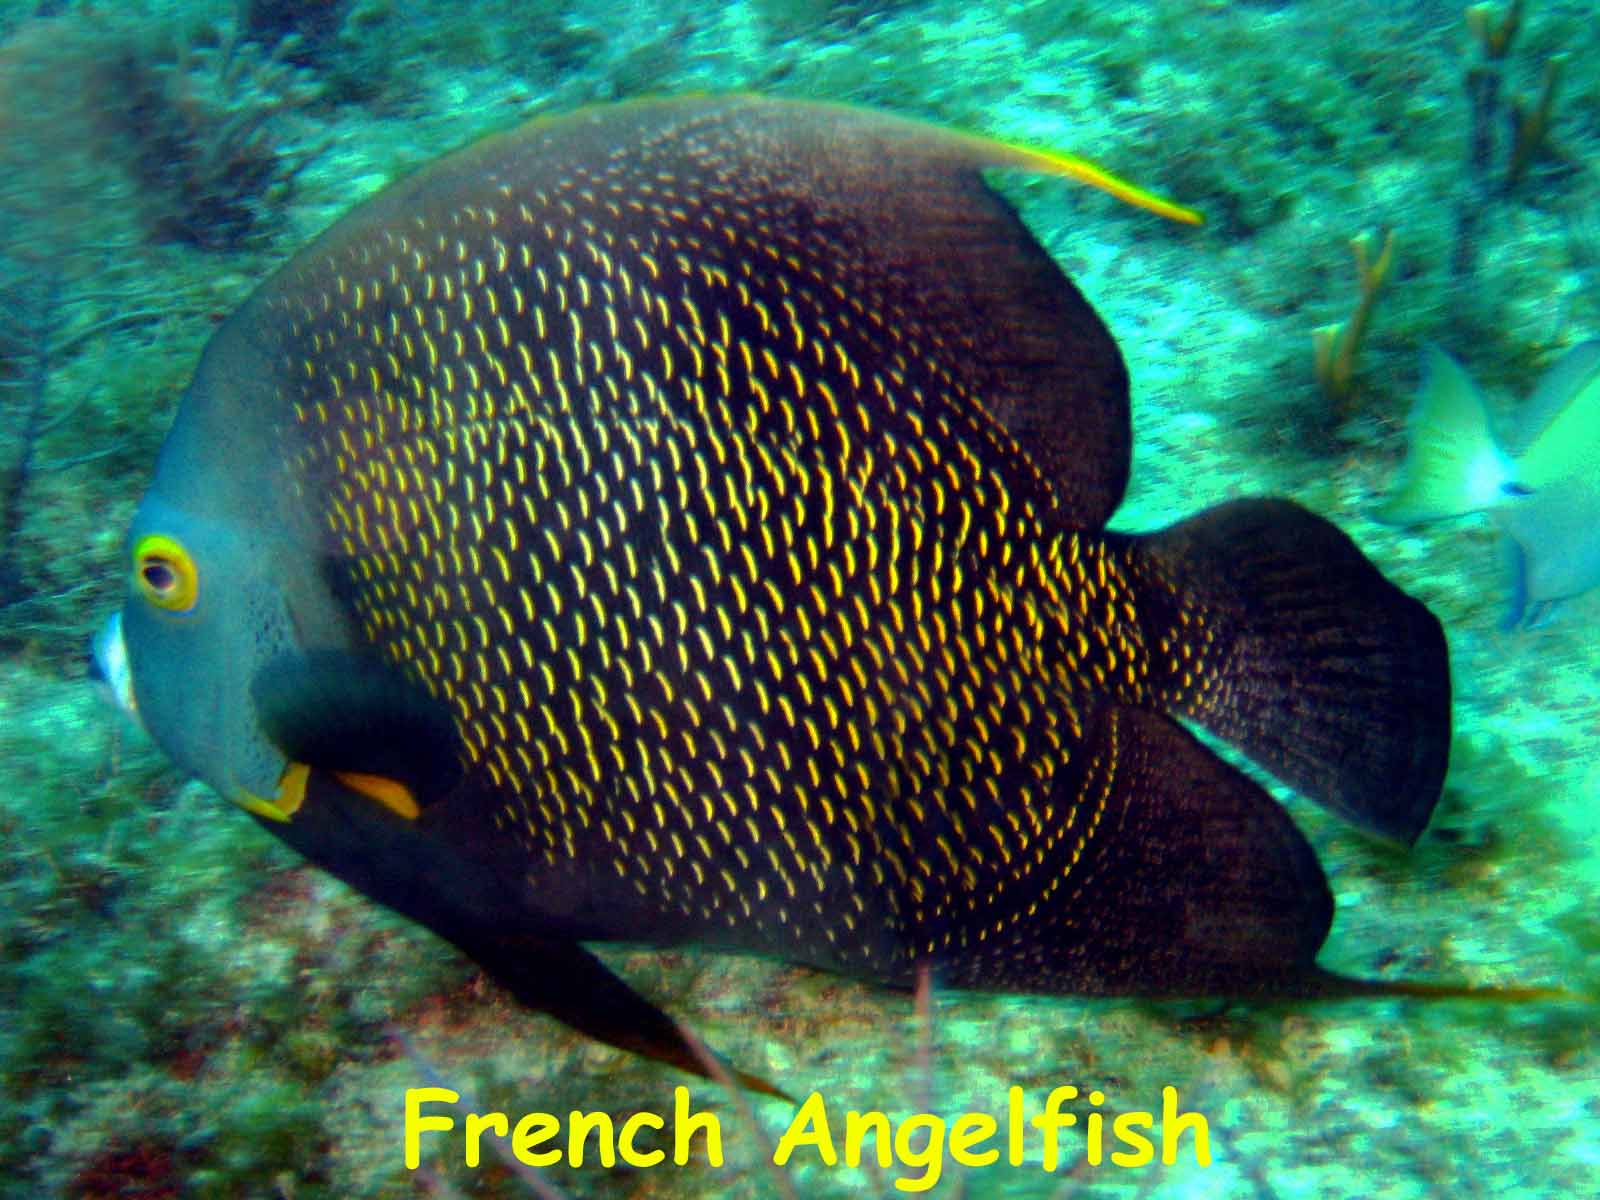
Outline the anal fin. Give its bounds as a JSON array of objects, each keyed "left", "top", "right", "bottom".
[{"left": 1007, "top": 704, "right": 1335, "bottom": 998}]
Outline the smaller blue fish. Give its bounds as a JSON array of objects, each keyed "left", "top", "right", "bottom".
[{"left": 1377, "top": 342, "right": 1600, "bottom": 627}]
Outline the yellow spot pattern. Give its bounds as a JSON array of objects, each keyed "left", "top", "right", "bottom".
[{"left": 268, "top": 125, "right": 1211, "bottom": 987}]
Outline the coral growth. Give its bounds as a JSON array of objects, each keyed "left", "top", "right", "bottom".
[
  {"left": 1452, "top": 0, "right": 1571, "bottom": 324},
  {"left": 0, "top": 10, "right": 324, "bottom": 253},
  {"left": 91, "top": 19, "right": 326, "bottom": 251},
  {"left": 1313, "top": 227, "right": 1396, "bottom": 414},
  {"left": 0, "top": 265, "right": 58, "bottom": 612},
  {"left": 69, "top": 1140, "right": 183, "bottom": 1200}
]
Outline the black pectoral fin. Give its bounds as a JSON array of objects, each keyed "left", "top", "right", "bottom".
[
  {"left": 461, "top": 933, "right": 790, "bottom": 1100},
  {"left": 251, "top": 651, "right": 463, "bottom": 805},
  {"left": 259, "top": 775, "right": 785, "bottom": 1095}
]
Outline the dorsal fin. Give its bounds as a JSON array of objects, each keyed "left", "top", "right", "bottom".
[
  {"left": 644, "top": 96, "right": 1143, "bottom": 526},
  {"left": 238, "top": 96, "right": 1190, "bottom": 529}
]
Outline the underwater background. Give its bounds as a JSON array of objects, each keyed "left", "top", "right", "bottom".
[{"left": 0, "top": 0, "right": 1595, "bottom": 1196}]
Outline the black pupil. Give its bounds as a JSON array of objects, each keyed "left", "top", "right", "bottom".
[{"left": 142, "top": 559, "right": 177, "bottom": 592}]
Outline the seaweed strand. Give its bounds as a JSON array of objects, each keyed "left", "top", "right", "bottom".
[{"left": 0, "top": 270, "right": 60, "bottom": 610}]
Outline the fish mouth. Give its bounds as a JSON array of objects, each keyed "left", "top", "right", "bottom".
[
  {"left": 233, "top": 761, "right": 310, "bottom": 823},
  {"left": 93, "top": 610, "right": 310, "bottom": 823}
]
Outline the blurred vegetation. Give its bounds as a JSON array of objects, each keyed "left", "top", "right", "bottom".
[
  {"left": 0, "top": 2, "right": 332, "bottom": 658},
  {"left": 0, "top": 1, "right": 1595, "bottom": 1196}
]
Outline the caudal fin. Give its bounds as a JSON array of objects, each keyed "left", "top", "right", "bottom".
[
  {"left": 1375, "top": 346, "right": 1509, "bottom": 525},
  {"left": 1131, "top": 498, "right": 1450, "bottom": 844}
]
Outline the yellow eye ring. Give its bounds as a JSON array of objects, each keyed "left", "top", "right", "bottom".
[{"left": 133, "top": 534, "right": 199, "bottom": 613}]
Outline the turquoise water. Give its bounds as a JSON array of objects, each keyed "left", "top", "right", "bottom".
[{"left": 1, "top": 1, "right": 1596, "bottom": 1196}]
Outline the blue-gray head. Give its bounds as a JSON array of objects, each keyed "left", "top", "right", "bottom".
[{"left": 96, "top": 314, "right": 356, "bottom": 821}]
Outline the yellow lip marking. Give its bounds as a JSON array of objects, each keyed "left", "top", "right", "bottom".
[
  {"left": 333, "top": 771, "right": 421, "bottom": 821},
  {"left": 236, "top": 762, "right": 310, "bottom": 823}
]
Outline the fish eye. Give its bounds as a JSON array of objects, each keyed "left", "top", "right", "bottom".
[{"left": 132, "top": 534, "right": 200, "bottom": 613}]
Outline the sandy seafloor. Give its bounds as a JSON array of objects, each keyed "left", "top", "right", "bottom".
[{"left": 0, "top": 0, "right": 1596, "bottom": 1197}]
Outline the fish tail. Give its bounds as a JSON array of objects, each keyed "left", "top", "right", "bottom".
[
  {"left": 1375, "top": 345, "right": 1510, "bottom": 524},
  {"left": 1299, "top": 969, "right": 1572, "bottom": 1004},
  {"left": 1128, "top": 498, "right": 1451, "bottom": 845}
]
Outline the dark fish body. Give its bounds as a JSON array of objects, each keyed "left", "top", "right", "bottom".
[{"left": 105, "top": 97, "right": 1452, "bottom": 1087}]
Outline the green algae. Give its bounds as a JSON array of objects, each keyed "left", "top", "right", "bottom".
[{"left": 0, "top": 1, "right": 1596, "bottom": 1196}]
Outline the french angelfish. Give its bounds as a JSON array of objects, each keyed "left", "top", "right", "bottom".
[
  {"left": 1377, "top": 342, "right": 1600, "bottom": 627},
  {"left": 98, "top": 96, "right": 1454, "bottom": 1092}
]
